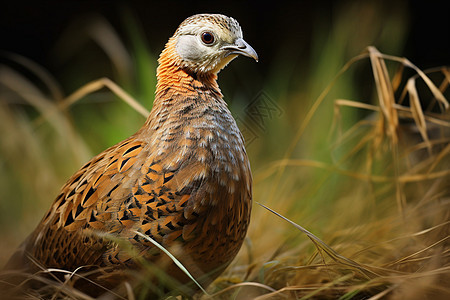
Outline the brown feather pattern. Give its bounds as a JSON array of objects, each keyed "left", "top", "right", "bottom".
[{"left": 5, "top": 13, "right": 254, "bottom": 296}]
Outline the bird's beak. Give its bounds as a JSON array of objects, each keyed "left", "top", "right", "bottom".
[{"left": 223, "top": 38, "right": 258, "bottom": 62}]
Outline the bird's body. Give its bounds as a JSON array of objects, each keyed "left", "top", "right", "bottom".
[{"left": 4, "top": 14, "right": 256, "bottom": 297}]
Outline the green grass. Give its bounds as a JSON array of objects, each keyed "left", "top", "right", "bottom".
[{"left": 1, "top": 2, "right": 449, "bottom": 299}]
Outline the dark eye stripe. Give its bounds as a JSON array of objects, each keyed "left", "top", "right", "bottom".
[{"left": 201, "top": 32, "right": 214, "bottom": 44}]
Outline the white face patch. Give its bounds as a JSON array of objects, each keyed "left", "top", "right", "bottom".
[
  {"left": 176, "top": 35, "right": 204, "bottom": 61},
  {"left": 171, "top": 14, "right": 250, "bottom": 74},
  {"left": 175, "top": 32, "right": 228, "bottom": 73}
]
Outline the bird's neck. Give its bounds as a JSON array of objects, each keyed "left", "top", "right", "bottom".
[
  {"left": 158, "top": 37, "right": 221, "bottom": 97},
  {"left": 154, "top": 62, "right": 222, "bottom": 105},
  {"left": 143, "top": 37, "right": 225, "bottom": 131}
]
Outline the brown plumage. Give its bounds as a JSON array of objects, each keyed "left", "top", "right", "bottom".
[{"left": 4, "top": 13, "right": 257, "bottom": 297}]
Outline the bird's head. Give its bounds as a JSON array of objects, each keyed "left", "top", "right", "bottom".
[{"left": 159, "top": 14, "right": 258, "bottom": 76}]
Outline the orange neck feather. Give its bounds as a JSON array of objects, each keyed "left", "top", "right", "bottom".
[
  {"left": 141, "top": 37, "right": 225, "bottom": 132},
  {"left": 154, "top": 37, "right": 221, "bottom": 102}
]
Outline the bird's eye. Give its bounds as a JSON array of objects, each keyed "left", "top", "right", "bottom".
[{"left": 201, "top": 32, "right": 215, "bottom": 45}]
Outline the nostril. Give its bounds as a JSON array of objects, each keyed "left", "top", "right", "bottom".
[{"left": 236, "top": 39, "right": 247, "bottom": 49}]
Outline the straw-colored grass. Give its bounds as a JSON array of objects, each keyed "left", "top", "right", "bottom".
[
  {"left": 207, "top": 48, "right": 449, "bottom": 300},
  {"left": 1, "top": 4, "right": 449, "bottom": 299}
]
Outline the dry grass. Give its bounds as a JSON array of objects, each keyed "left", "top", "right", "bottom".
[
  {"left": 0, "top": 8, "right": 449, "bottom": 300},
  {"left": 210, "top": 48, "right": 449, "bottom": 300}
]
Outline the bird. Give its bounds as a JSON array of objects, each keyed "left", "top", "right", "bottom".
[{"left": 4, "top": 13, "right": 257, "bottom": 298}]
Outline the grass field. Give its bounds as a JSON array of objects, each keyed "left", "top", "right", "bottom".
[{"left": 0, "top": 2, "right": 449, "bottom": 299}]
